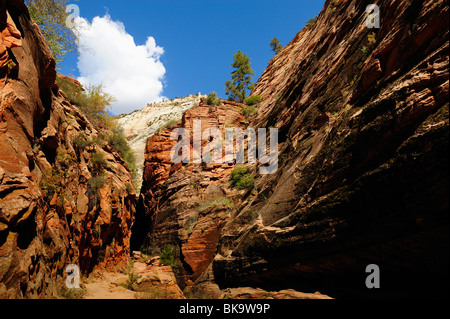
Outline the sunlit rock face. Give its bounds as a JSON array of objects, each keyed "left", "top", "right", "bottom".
[
  {"left": 212, "top": 0, "right": 449, "bottom": 298},
  {"left": 137, "top": 0, "right": 449, "bottom": 298},
  {"left": 0, "top": 0, "right": 136, "bottom": 298},
  {"left": 116, "top": 94, "right": 205, "bottom": 190}
]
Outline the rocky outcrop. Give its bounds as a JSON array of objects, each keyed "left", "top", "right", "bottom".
[
  {"left": 82, "top": 253, "right": 185, "bottom": 299},
  {"left": 116, "top": 94, "right": 206, "bottom": 190},
  {"left": 221, "top": 287, "right": 331, "bottom": 300},
  {"left": 137, "top": 0, "right": 448, "bottom": 298},
  {"left": 0, "top": 0, "right": 135, "bottom": 298},
  {"left": 131, "top": 254, "right": 185, "bottom": 299},
  {"left": 212, "top": 0, "right": 449, "bottom": 298},
  {"left": 131, "top": 100, "right": 247, "bottom": 287}
]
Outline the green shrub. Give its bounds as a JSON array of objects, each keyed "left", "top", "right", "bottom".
[
  {"left": 91, "top": 151, "right": 107, "bottom": 165},
  {"left": 124, "top": 272, "right": 142, "bottom": 291},
  {"left": 73, "top": 133, "right": 94, "bottom": 149},
  {"left": 206, "top": 92, "right": 221, "bottom": 106},
  {"left": 90, "top": 151, "right": 108, "bottom": 176},
  {"left": 107, "top": 129, "right": 129, "bottom": 153},
  {"left": 120, "top": 259, "right": 142, "bottom": 291},
  {"left": 80, "top": 85, "right": 116, "bottom": 127},
  {"left": 88, "top": 176, "right": 106, "bottom": 190},
  {"left": 198, "top": 197, "right": 233, "bottom": 212},
  {"left": 58, "top": 286, "right": 87, "bottom": 299},
  {"left": 123, "top": 151, "right": 137, "bottom": 179},
  {"left": 56, "top": 76, "right": 83, "bottom": 104},
  {"left": 245, "top": 95, "right": 262, "bottom": 106},
  {"left": 367, "top": 32, "right": 376, "bottom": 46},
  {"left": 58, "top": 76, "right": 116, "bottom": 132},
  {"left": 230, "top": 166, "right": 255, "bottom": 190},
  {"left": 159, "top": 245, "right": 175, "bottom": 266},
  {"left": 28, "top": 0, "right": 78, "bottom": 67},
  {"left": 236, "top": 174, "right": 254, "bottom": 190},
  {"left": 57, "top": 77, "right": 116, "bottom": 128},
  {"left": 58, "top": 76, "right": 136, "bottom": 184},
  {"left": 40, "top": 168, "right": 60, "bottom": 198},
  {"left": 156, "top": 119, "right": 180, "bottom": 133},
  {"left": 231, "top": 166, "right": 249, "bottom": 184},
  {"left": 361, "top": 32, "right": 377, "bottom": 56},
  {"left": 361, "top": 46, "right": 369, "bottom": 55},
  {"left": 56, "top": 148, "right": 74, "bottom": 167},
  {"left": 307, "top": 16, "right": 318, "bottom": 27},
  {"left": 107, "top": 127, "right": 137, "bottom": 181},
  {"left": 241, "top": 105, "right": 258, "bottom": 120}
]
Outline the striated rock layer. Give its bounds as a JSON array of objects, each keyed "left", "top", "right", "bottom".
[
  {"left": 137, "top": 0, "right": 448, "bottom": 298},
  {"left": 0, "top": 0, "right": 136, "bottom": 298},
  {"left": 212, "top": 0, "right": 449, "bottom": 298},
  {"left": 131, "top": 100, "right": 248, "bottom": 287},
  {"left": 116, "top": 94, "right": 206, "bottom": 190}
]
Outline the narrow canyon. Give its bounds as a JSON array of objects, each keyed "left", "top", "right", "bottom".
[{"left": 0, "top": 0, "right": 448, "bottom": 299}]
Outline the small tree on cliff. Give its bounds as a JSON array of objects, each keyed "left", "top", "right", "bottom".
[
  {"left": 270, "top": 37, "right": 283, "bottom": 54},
  {"left": 225, "top": 51, "right": 255, "bottom": 103},
  {"left": 26, "top": 0, "right": 78, "bottom": 67}
]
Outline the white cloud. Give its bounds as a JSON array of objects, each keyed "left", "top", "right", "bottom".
[{"left": 74, "top": 15, "right": 166, "bottom": 115}]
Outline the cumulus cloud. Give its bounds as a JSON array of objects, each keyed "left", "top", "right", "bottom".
[{"left": 74, "top": 15, "right": 166, "bottom": 115}]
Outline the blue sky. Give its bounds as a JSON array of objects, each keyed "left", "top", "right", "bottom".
[{"left": 60, "top": 0, "right": 325, "bottom": 114}]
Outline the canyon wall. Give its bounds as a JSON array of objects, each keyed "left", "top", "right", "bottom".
[
  {"left": 137, "top": 0, "right": 449, "bottom": 298},
  {"left": 0, "top": 0, "right": 136, "bottom": 298},
  {"left": 131, "top": 100, "right": 247, "bottom": 288},
  {"left": 116, "top": 94, "right": 206, "bottom": 190},
  {"left": 3, "top": 0, "right": 446, "bottom": 299},
  {"left": 212, "top": 0, "right": 449, "bottom": 297}
]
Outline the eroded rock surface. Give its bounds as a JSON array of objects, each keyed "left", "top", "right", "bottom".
[
  {"left": 131, "top": 100, "right": 247, "bottom": 287},
  {"left": 137, "top": 0, "right": 449, "bottom": 298},
  {"left": 0, "top": 0, "right": 135, "bottom": 298},
  {"left": 212, "top": 0, "right": 449, "bottom": 298},
  {"left": 116, "top": 94, "right": 206, "bottom": 190}
]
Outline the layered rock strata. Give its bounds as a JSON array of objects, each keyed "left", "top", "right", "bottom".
[
  {"left": 137, "top": 0, "right": 449, "bottom": 298},
  {"left": 131, "top": 100, "right": 248, "bottom": 287},
  {"left": 212, "top": 0, "right": 449, "bottom": 298},
  {"left": 116, "top": 94, "right": 206, "bottom": 190},
  {"left": 0, "top": 0, "right": 136, "bottom": 298}
]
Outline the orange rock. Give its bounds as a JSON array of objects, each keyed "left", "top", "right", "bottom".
[
  {"left": 0, "top": 2, "right": 136, "bottom": 298},
  {"left": 132, "top": 102, "right": 246, "bottom": 286}
]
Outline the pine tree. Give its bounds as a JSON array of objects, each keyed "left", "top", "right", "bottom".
[
  {"left": 270, "top": 37, "right": 283, "bottom": 54},
  {"left": 224, "top": 51, "right": 255, "bottom": 103},
  {"left": 225, "top": 80, "right": 238, "bottom": 102}
]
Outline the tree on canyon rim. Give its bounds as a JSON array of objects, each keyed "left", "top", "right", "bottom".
[
  {"left": 270, "top": 37, "right": 283, "bottom": 54},
  {"left": 225, "top": 50, "right": 255, "bottom": 103}
]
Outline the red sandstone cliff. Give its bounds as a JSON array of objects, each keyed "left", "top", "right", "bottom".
[
  {"left": 212, "top": 0, "right": 449, "bottom": 298},
  {"left": 0, "top": 0, "right": 136, "bottom": 298},
  {"left": 132, "top": 100, "right": 247, "bottom": 288},
  {"left": 136, "top": 0, "right": 449, "bottom": 298},
  {"left": 2, "top": 0, "right": 447, "bottom": 300}
]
